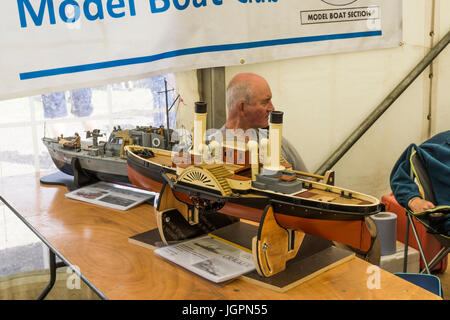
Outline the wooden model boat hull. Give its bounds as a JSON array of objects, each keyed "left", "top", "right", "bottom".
[
  {"left": 166, "top": 187, "right": 375, "bottom": 253},
  {"left": 127, "top": 164, "right": 164, "bottom": 193}
]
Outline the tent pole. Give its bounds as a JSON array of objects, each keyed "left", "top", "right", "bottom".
[{"left": 315, "top": 30, "right": 450, "bottom": 176}]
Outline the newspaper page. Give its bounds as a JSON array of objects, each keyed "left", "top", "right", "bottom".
[
  {"left": 65, "top": 182, "right": 156, "bottom": 211},
  {"left": 154, "top": 236, "right": 255, "bottom": 283}
]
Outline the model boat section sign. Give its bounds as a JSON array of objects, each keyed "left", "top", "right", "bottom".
[{"left": 0, "top": 0, "right": 402, "bottom": 100}]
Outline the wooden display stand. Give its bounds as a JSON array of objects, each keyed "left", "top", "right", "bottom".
[{"left": 129, "top": 183, "right": 355, "bottom": 292}]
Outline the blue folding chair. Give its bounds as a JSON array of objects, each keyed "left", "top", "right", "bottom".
[
  {"left": 394, "top": 273, "right": 443, "bottom": 298},
  {"left": 403, "top": 147, "right": 450, "bottom": 274}
]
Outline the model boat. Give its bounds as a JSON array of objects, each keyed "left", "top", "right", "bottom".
[
  {"left": 43, "top": 125, "right": 175, "bottom": 186},
  {"left": 126, "top": 102, "right": 383, "bottom": 277}
]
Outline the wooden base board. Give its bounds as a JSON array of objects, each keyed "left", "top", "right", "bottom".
[
  {"left": 129, "top": 222, "right": 355, "bottom": 293},
  {"left": 242, "top": 245, "right": 354, "bottom": 293},
  {"left": 208, "top": 221, "right": 258, "bottom": 253},
  {"left": 128, "top": 228, "right": 165, "bottom": 250},
  {"left": 210, "top": 222, "right": 355, "bottom": 292}
]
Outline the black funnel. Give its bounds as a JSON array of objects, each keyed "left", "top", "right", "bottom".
[
  {"left": 195, "top": 101, "right": 207, "bottom": 114},
  {"left": 270, "top": 111, "right": 283, "bottom": 124}
]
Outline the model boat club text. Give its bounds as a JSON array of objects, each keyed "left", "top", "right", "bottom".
[{"left": 17, "top": 0, "right": 279, "bottom": 28}]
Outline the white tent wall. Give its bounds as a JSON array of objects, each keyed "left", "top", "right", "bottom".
[
  {"left": 174, "top": 70, "right": 199, "bottom": 132},
  {"left": 434, "top": 0, "right": 450, "bottom": 135},
  {"left": 220, "top": 0, "right": 449, "bottom": 199}
]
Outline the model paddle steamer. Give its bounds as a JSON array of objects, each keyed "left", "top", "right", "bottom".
[{"left": 126, "top": 102, "right": 382, "bottom": 276}]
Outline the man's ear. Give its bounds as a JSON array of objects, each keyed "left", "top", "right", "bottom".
[{"left": 239, "top": 101, "right": 245, "bottom": 113}]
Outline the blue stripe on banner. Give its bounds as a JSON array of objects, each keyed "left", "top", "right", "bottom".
[{"left": 19, "top": 30, "right": 382, "bottom": 80}]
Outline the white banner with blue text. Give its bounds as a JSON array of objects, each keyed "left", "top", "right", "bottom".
[{"left": 0, "top": 0, "right": 402, "bottom": 100}]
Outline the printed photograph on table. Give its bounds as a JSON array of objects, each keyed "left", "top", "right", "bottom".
[
  {"left": 154, "top": 236, "right": 255, "bottom": 283},
  {"left": 65, "top": 181, "right": 156, "bottom": 211}
]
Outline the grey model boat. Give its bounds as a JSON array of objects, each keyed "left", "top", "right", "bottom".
[{"left": 43, "top": 125, "right": 174, "bottom": 185}]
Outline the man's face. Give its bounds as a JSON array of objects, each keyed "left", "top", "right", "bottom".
[{"left": 242, "top": 79, "right": 274, "bottom": 129}]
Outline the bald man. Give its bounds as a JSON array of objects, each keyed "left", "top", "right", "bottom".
[{"left": 209, "top": 73, "right": 308, "bottom": 172}]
